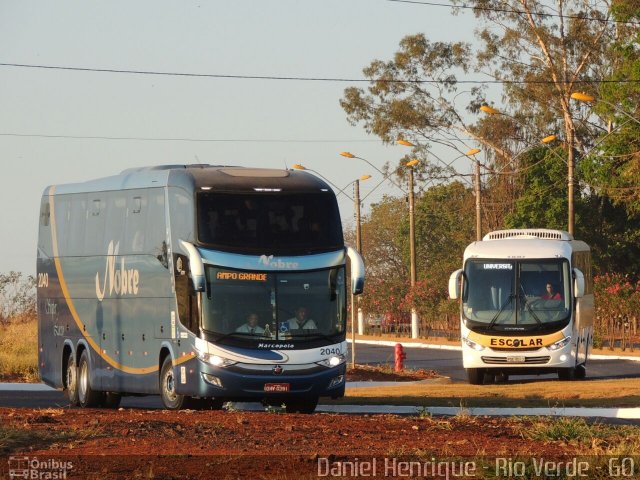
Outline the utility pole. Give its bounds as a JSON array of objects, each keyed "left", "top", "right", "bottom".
[
  {"left": 408, "top": 166, "right": 419, "bottom": 339},
  {"left": 351, "top": 179, "right": 361, "bottom": 367},
  {"left": 474, "top": 159, "right": 482, "bottom": 241}
]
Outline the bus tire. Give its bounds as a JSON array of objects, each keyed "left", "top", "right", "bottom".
[
  {"left": 575, "top": 364, "right": 586, "bottom": 380},
  {"left": 65, "top": 353, "right": 79, "bottom": 407},
  {"left": 78, "top": 350, "right": 104, "bottom": 407},
  {"left": 558, "top": 367, "right": 576, "bottom": 381},
  {"left": 284, "top": 396, "right": 318, "bottom": 414},
  {"left": 160, "top": 356, "right": 189, "bottom": 410},
  {"left": 466, "top": 368, "right": 485, "bottom": 385},
  {"left": 102, "top": 392, "right": 122, "bottom": 409}
]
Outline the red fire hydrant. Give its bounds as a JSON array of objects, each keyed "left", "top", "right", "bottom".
[{"left": 394, "top": 343, "right": 406, "bottom": 372}]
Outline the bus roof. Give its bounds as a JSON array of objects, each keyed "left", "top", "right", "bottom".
[
  {"left": 464, "top": 229, "right": 590, "bottom": 261},
  {"left": 45, "top": 165, "right": 332, "bottom": 196}
]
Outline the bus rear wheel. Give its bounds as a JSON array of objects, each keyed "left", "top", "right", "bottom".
[
  {"left": 65, "top": 353, "right": 79, "bottom": 406},
  {"left": 78, "top": 350, "right": 104, "bottom": 407},
  {"left": 466, "top": 368, "right": 485, "bottom": 385},
  {"left": 160, "top": 356, "right": 191, "bottom": 410},
  {"left": 284, "top": 396, "right": 318, "bottom": 414}
]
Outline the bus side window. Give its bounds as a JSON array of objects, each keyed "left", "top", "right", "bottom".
[
  {"left": 125, "top": 192, "right": 147, "bottom": 254},
  {"left": 85, "top": 196, "right": 106, "bottom": 256},
  {"left": 146, "top": 189, "right": 166, "bottom": 256}
]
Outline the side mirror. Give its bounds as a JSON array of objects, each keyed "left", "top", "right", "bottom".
[
  {"left": 346, "top": 247, "right": 365, "bottom": 295},
  {"left": 180, "top": 240, "right": 205, "bottom": 292},
  {"left": 573, "top": 268, "right": 585, "bottom": 298},
  {"left": 449, "top": 269, "right": 463, "bottom": 300}
]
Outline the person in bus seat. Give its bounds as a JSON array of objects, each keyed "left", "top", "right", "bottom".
[
  {"left": 235, "top": 313, "right": 265, "bottom": 335},
  {"left": 541, "top": 283, "right": 562, "bottom": 300},
  {"left": 285, "top": 307, "right": 318, "bottom": 330}
]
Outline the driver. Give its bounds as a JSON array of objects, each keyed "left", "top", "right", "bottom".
[{"left": 541, "top": 283, "right": 562, "bottom": 300}]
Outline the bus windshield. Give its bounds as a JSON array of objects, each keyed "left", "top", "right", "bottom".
[
  {"left": 197, "top": 192, "right": 343, "bottom": 255},
  {"left": 462, "top": 259, "right": 571, "bottom": 332},
  {"left": 201, "top": 266, "right": 347, "bottom": 344}
]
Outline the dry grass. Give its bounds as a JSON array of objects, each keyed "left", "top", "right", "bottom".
[
  {"left": 337, "top": 378, "right": 640, "bottom": 408},
  {"left": 0, "top": 314, "right": 39, "bottom": 382}
]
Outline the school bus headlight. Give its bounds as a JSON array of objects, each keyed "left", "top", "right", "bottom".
[
  {"left": 317, "top": 354, "right": 345, "bottom": 368},
  {"left": 198, "top": 352, "right": 237, "bottom": 367},
  {"left": 548, "top": 336, "right": 571, "bottom": 351},
  {"left": 463, "top": 337, "right": 485, "bottom": 351}
]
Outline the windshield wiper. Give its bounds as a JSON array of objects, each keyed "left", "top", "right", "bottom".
[
  {"left": 487, "top": 293, "right": 515, "bottom": 330},
  {"left": 518, "top": 285, "right": 543, "bottom": 326}
]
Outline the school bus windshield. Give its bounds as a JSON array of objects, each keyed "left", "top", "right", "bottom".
[{"left": 462, "top": 259, "right": 571, "bottom": 332}]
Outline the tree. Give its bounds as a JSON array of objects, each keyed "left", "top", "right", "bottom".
[
  {"left": 341, "top": 0, "right": 617, "bottom": 234},
  {"left": 581, "top": 0, "right": 640, "bottom": 214}
]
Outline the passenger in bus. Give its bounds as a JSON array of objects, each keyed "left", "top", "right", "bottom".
[
  {"left": 286, "top": 307, "right": 318, "bottom": 330},
  {"left": 541, "top": 283, "right": 562, "bottom": 300},
  {"left": 235, "top": 313, "right": 265, "bottom": 335}
]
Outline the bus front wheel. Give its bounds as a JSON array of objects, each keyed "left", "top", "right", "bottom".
[
  {"left": 160, "top": 356, "right": 190, "bottom": 410},
  {"left": 284, "top": 396, "right": 318, "bottom": 414},
  {"left": 575, "top": 364, "right": 586, "bottom": 380},
  {"left": 558, "top": 367, "right": 576, "bottom": 381},
  {"left": 466, "top": 368, "right": 485, "bottom": 385}
]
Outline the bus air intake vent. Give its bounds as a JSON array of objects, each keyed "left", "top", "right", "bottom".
[
  {"left": 481, "top": 356, "right": 551, "bottom": 365},
  {"left": 483, "top": 229, "right": 572, "bottom": 241}
]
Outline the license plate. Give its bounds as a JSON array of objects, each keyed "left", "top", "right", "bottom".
[
  {"left": 264, "top": 383, "right": 290, "bottom": 392},
  {"left": 506, "top": 356, "right": 525, "bottom": 363}
]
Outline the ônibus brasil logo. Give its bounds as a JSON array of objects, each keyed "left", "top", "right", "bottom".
[{"left": 95, "top": 241, "right": 140, "bottom": 301}]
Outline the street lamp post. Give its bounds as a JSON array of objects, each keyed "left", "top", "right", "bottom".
[
  {"left": 480, "top": 104, "right": 576, "bottom": 235},
  {"left": 466, "top": 148, "right": 482, "bottom": 241},
  {"left": 571, "top": 92, "right": 640, "bottom": 127},
  {"left": 405, "top": 159, "right": 419, "bottom": 339}
]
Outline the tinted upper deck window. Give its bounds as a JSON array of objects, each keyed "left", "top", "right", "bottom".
[{"left": 197, "top": 192, "right": 343, "bottom": 254}]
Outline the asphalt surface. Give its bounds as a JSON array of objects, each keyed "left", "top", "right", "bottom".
[
  {"left": 353, "top": 342, "right": 640, "bottom": 382},
  {"left": 0, "top": 342, "right": 638, "bottom": 410}
]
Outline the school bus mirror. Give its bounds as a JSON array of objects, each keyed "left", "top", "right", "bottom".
[
  {"left": 573, "top": 268, "right": 585, "bottom": 298},
  {"left": 449, "top": 269, "right": 463, "bottom": 299},
  {"left": 346, "top": 247, "right": 365, "bottom": 295}
]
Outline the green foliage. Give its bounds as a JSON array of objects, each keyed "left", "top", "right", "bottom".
[{"left": 504, "top": 147, "right": 568, "bottom": 229}]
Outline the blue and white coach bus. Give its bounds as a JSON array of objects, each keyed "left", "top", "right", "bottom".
[
  {"left": 37, "top": 165, "right": 365, "bottom": 413},
  {"left": 449, "top": 229, "right": 593, "bottom": 384}
]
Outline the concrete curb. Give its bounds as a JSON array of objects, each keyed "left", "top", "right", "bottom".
[
  {"left": 1, "top": 384, "right": 638, "bottom": 419},
  {"left": 317, "top": 404, "right": 640, "bottom": 419},
  {"left": 349, "top": 338, "right": 640, "bottom": 361}
]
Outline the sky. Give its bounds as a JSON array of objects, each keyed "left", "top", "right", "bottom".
[{"left": 0, "top": 0, "right": 479, "bottom": 275}]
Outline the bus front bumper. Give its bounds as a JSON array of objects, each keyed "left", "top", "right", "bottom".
[
  {"left": 177, "top": 358, "right": 346, "bottom": 400},
  {"left": 462, "top": 340, "right": 576, "bottom": 370}
]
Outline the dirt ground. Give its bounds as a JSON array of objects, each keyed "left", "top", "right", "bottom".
[
  {"left": 0, "top": 407, "right": 593, "bottom": 480},
  {"left": 1, "top": 368, "right": 637, "bottom": 479}
]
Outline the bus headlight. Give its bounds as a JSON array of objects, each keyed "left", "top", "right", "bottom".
[
  {"left": 463, "top": 337, "right": 485, "bottom": 352},
  {"left": 198, "top": 351, "right": 237, "bottom": 367},
  {"left": 548, "top": 336, "right": 571, "bottom": 351},
  {"left": 317, "top": 354, "right": 345, "bottom": 368}
]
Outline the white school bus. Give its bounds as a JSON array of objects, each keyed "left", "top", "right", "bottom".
[{"left": 449, "top": 229, "right": 594, "bottom": 384}]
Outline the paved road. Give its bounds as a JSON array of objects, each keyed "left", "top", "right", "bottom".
[
  {"left": 353, "top": 342, "right": 640, "bottom": 382},
  {"left": 0, "top": 343, "right": 638, "bottom": 409}
]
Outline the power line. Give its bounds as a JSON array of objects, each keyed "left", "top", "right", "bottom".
[
  {"left": 0, "top": 132, "right": 378, "bottom": 143},
  {"left": 387, "top": 0, "right": 638, "bottom": 25},
  {"left": 1, "top": 62, "right": 639, "bottom": 85}
]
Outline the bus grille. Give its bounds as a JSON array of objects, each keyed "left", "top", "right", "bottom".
[
  {"left": 490, "top": 347, "right": 541, "bottom": 352},
  {"left": 481, "top": 356, "right": 551, "bottom": 365}
]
